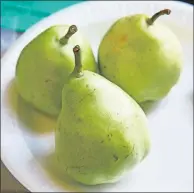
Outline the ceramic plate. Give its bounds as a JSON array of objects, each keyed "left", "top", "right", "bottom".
[{"left": 1, "top": 1, "right": 193, "bottom": 192}]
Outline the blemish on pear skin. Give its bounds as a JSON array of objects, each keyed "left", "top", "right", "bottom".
[
  {"left": 113, "top": 154, "right": 119, "bottom": 162},
  {"left": 77, "top": 117, "right": 82, "bottom": 122},
  {"left": 107, "top": 133, "right": 113, "bottom": 141},
  {"left": 45, "top": 79, "right": 52, "bottom": 83},
  {"left": 120, "top": 34, "right": 128, "bottom": 43},
  {"left": 125, "top": 154, "right": 129, "bottom": 159},
  {"left": 107, "top": 134, "right": 111, "bottom": 138}
]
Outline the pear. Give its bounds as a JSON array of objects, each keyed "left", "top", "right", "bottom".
[
  {"left": 55, "top": 45, "right": 151, "bottom": 185},
  {"left": 98, "top": 9, "right": 183, "bottom": 103},
  {"left": 15, "top": 25, "right": 97, "bottom": 116}
]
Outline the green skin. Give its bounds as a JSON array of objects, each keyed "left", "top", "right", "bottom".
[
  {"left": 55, "top": 47, "right": 151, "bottom": 185},
  {"left": 98, "top": 11, "right": 183, "bottom": 103},
  {"left": 15, "top": 25, "right": 97, "bottom": 116}
]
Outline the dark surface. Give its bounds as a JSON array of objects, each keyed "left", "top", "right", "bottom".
[
  {"left": 1, "top": 162, "right": 29, "bottom": 192},
  {"left": 180, "top": 0, "right": 193, "bottom": 4}
]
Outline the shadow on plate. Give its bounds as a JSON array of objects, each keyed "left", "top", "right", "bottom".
[
  {"left": 139, "top": 100, "right": 161, "bottom": 115},
  {"left": 5, "top": 79, "right": 57, "bottom": 135},
  {"left": 40, "top": 154, "right": 84, "bottom": 192},
  {"left": 39, "top": 153, "right": 126, "bottom": 192}
]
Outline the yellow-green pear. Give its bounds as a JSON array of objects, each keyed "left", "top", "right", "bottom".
[
  {"left": 98, "top": 9, "right": 183, "bottom": 103},
  {"left": 16, "top": 25, "right": 97, "bottom": 116},
  {"left": 55, "top": 45, "right": 151, "bottom": 185}
]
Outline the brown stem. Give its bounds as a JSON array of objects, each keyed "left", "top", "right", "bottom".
[
  {"left": 59, "top": 25, "right": 77, "bottom": 45},
  {"left": 147, "top": 9, "right": 171, "bottom": 25},
  {"left": 72, "top": 45, "right": 83, "bottom": 78}
]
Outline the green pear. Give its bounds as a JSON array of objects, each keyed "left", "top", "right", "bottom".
[
  {"left": 55, "top": 45, "right": 151, "bottom": 185},
  {"left": 98, "top": 9, "right": 183, "bottom": 103},
  {"left": 15, "top": 25, "right": 97, "bottom": 116}
]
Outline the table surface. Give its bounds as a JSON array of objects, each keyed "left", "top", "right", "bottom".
[{"left": 1, "top": 162, "right": 28, "bottom": 192}]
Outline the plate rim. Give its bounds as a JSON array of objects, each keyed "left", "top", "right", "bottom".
[{"left": 1, "top": 1, "right": 193, "bottom": 192}]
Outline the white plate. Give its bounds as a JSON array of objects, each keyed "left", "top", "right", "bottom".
[{"left": 1, "top": 1, "right": 193, "bottom": 192}]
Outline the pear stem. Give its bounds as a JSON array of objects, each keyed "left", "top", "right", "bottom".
[
  {"left": 147, "top": 9, "right": 171, "bottom": 25},
  {"left": 72, "top": 45, "right": 83, "bottom": 78},
  {"left": 59, "top": 25, "right": 77, "bottom": 45}
]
